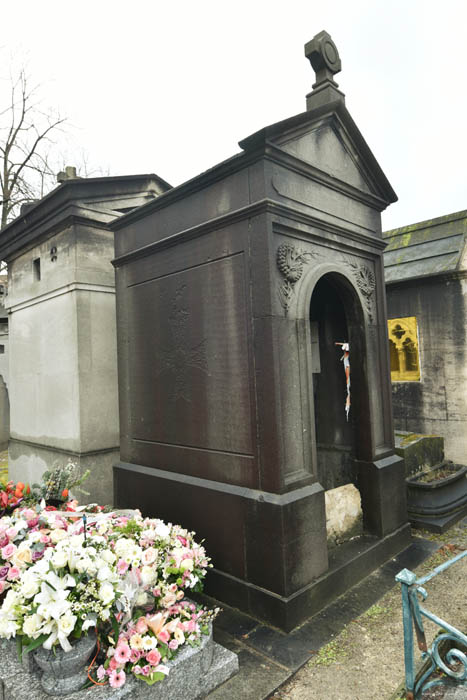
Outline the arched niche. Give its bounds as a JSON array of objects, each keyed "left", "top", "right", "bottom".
[{"left": 294, "top": 264, "right": 372, "bottom": 490}]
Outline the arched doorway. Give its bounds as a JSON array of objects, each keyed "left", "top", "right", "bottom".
[{"left": 309, "top": 272, "right": 371, "bottom": 493}]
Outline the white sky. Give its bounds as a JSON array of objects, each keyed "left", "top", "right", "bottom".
[{"left": 1, "top": 0, "right": 467, "bottom": 230}]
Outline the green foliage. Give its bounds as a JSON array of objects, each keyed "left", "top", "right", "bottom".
[{"left": 362, "top": 604, "right": 390, "bottom": 620}]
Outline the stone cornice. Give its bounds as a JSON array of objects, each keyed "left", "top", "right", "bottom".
[
  {"left": 113, "top": 198, "right": 386, "bottom": 268},
  {"left": 7, "top": 281, "right": 115, "bottom": 314}
]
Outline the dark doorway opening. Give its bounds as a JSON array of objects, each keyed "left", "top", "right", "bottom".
[{"left": 310, "top": 273, "right": 370, "bottom": 492}]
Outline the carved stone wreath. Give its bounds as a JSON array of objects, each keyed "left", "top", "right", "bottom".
[
  {"left": 346, "top": 262, "right": 376, "bottom": 321},
  {"left": 276, "top": 242, "right": 314, "bottom": 313}
]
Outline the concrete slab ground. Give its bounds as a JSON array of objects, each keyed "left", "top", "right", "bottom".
[{"left": 204, "top": 518, "right": 467, "bottom": 700}]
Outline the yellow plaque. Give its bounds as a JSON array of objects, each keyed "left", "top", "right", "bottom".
[{"left": 387, "top": 317, "right": 420, "bottom": 382}]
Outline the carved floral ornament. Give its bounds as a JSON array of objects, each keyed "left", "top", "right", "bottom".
[
  {"left": 345, "top": 261, "right": 376, "bottom": 322},
  {"left": 276, "top": 242, "right": 315, "bottom": 313},
  {"left": 276, "top": 242, "right": 377, "bottom": 320}
]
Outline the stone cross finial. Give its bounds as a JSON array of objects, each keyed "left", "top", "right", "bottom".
[{"left": 304, "top": 31, "right": 345, "bottom": 109}]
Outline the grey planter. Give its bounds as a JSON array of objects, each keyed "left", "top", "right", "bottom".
[
  {"left": 33, "top": 631, "right": 97, "bottom": 696},
  {"left": 407, "top": 463, "right": 467, "bottom": 533}
]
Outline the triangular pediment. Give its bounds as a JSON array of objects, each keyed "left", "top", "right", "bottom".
[
  {"left": 239, "top": 101, "right": 397, "bottom": 205},
  {"left": 275, "top": 118, "right": 374, "bottom": 196}
]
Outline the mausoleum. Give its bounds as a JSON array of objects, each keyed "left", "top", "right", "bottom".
[
  {"left": 112, "top": 32, "right": 410, "bottom": 631},
  {"left": 0, "top": 170, "right": 170, "bottom": 503}
]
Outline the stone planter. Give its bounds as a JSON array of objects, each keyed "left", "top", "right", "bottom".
[
  {"left": 33, "top": 631, "right": 96, "bottom": 696},
  {"left": 407, "top": 463, "right": 467, "bottom": 533}
]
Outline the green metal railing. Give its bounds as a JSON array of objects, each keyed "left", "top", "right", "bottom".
[{"left": 396, "top": 550, "right": 467, "bottom": 699}]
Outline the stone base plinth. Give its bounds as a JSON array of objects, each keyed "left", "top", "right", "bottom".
[{"left": 0, "top": 627, "right": 238, "bottom": 700}]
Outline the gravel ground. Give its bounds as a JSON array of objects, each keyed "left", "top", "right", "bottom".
[{"left": 270, "top": 520, "right": 467, "bottom": 700}]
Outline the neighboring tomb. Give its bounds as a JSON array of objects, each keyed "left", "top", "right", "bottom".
[
  {"left": 0, "top": 275, "right": 9, "bottom": 450},
  {"left": 0, "top": 171, "right": 170, "bottom": 503},
  {"left": 384, "top": 209, "right": 467, "bottom": 464},
  {"left": 113, "top": 33, "right": 410, "bottom": 631}
]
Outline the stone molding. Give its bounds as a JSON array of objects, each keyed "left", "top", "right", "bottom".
[{"left": 7, "top": 281, "right": 116, "bottom": 314}]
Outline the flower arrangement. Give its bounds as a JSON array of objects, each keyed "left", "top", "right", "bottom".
[
  {"left": 0, "top": 500, "right": 218, "bottom": 690},
  {"left": 0, "top": 480, "right": 31, "bottom": 516},
  {"left": 30, "top": 460, "right": 90, "bottom": 505}
]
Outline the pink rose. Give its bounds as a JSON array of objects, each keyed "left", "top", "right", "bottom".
[
  {"left": 7, "top": 566, "right": 20, "bottom": 580},
  {"left": 40, "top": 534, "right": 51, "bottom": 544},
  {"left": 27, "top": 518, "right": 39, "bottom": 528},
  {"left": 108, "top": 657, "right": 119, "bottom": 671},
  {"left": 135, "top": 617, "right": 148, "bottom": 634},
  {"left": 0, "top": 580, "right": 6, "bottom": 594},
  {"left": 22, "top": 509, "right": 36, "bottom": 520},
  {"left": 146, "top": 649, "right": 161, "bottom": 666},
  {"left": 6, "top": 527, "right": 18, "bottom": 539},
  {"left": 169, "top": 639, "right": 179, "bottom": 650},
  {"left": 1, "top": 543, "right": 17, "bottom": 560},
  {"left": 184, "top": 620, "right": 196, "bottom": 633},
  {"left": 0, "top": 536, "right": 9, "bottom": 548}
]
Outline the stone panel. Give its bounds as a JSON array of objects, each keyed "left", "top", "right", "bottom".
[{"left": 127, "top": 254, "right": 253, "bottom": 456}]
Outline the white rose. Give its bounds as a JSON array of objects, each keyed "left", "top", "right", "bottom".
[
  {"left": 141, "top": 548, "right": 157, "bottom": 565},
  {"left": 26, "top": 531, "right": 42, "bottom": 544},
  {"left": 100, "top": 549, "right": 116, "bottom": 565},
  {"left": 69, "top": 534, "right": 84, "bottom": 548},
  {"left": 2, "top": 590, "right": 20, "bottom": 613},
  {"left": 114, "top": 538, "right": 132, "bottom": 557},
  {"left": 22, "top": 614, "right": 42, "bottom": 638},
  {"left": 155, "top": 523, "right": 170, "bottom": 540},
  {"left": 141, "top": 528, "right": 156, "bottom": 540},
  {"left": 50, "top": 529, "right": 68, "bottom": 544},
  {"left": 20, "top": 573, "right": 40, "bottom": 598},
  {"left": 98, "top": 582, "right": 115, "bottom": 605},
  {"left": 180, "top": 558, "right": 194, "bottom": 572},
  {"left": 141, "top": 565, "right": 156, "bottom": 586},
  {"left": 97, "top": 565, "right": 112, "bottom": 582},
  {"left": 0, "top": 618, "right": 19, "bottom": 639},
  {"left": 135, "top": 591, "right": 148, "bottom": 606},
  {"left": 51, "top": 550, "right": 68, "bottom": 568},
  {"left": 58, "top": 613, "right": 77, "bottom": 636}
]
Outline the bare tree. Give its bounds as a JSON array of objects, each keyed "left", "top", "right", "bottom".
[{"left": 0, "top": 68, "right": 65, "bottom": 229}]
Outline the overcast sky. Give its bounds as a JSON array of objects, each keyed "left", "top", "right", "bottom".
[{"left": 1, "top": 0, "right": 466, "bottom": 230}]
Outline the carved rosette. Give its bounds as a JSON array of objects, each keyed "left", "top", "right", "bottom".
[
  {"left": 276, "top": 243, "right": 314, "bottom": 314},
  {"left": 346, "top": 261, "right": 376, "bottom": 322}
]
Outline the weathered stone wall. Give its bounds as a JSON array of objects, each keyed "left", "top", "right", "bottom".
[
  {"left": 387, "top": 276, "right": 467, "bottom": 463},
  {"left": 6, "top": 224, "right": 119, "bottom": 504}
]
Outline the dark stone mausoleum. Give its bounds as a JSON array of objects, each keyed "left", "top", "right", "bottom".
[{"left": 112, "top": 32, "right": 410, "bottom": 631}]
